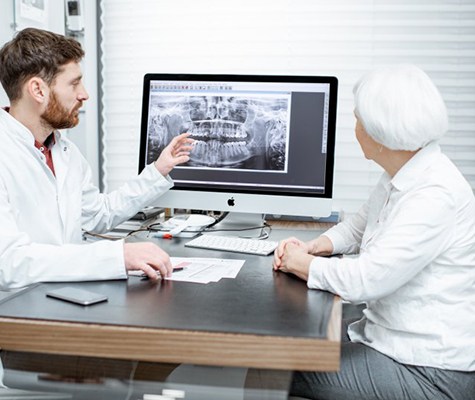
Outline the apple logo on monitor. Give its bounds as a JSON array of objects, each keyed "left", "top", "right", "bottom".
[{"left": 227, "top": 197, "right": 235, "bottom": 207}]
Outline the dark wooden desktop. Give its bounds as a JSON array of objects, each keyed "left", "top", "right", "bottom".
[{"left": 0, "top": 226, "right": 341, "bottom": 373}]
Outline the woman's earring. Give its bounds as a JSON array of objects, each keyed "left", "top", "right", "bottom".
[{"left": 379, "top": 144, "right": 384, "bottom": 153}]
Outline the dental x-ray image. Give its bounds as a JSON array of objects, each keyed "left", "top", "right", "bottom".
[{"left": 146, "top": 94, "right": 290, "bottom": 171}]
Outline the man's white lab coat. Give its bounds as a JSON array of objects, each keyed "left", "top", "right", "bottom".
[{"left": 0, "top": 108, "right": 173, "bottom": 289}]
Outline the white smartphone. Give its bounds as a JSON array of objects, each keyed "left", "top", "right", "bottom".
[{"left": 46, "top": 287, "right": 108, "bottom": 306}]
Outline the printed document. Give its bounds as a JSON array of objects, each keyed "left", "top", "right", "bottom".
[
  {"left": 166, "top": 257, "right": 245, "bottom": 284},
  {"left": 128, "top": 257, "right": 245, "bottom": 284}
]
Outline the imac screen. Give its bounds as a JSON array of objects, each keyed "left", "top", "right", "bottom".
[{"left": 139, "top": 74, "right": 337, "bottom": 217}]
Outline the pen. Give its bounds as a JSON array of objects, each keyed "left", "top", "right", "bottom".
[
  {"left": 140, "top": 266, "right": 184, "bottom": 279},
  {"left": 150, "top": 232, "right": 173, "bottom": 239}
]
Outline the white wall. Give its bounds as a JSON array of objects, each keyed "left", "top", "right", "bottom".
[
  {"left": 0, "top": 0, "right": 65, "bottom": 103},
  {"left": 0, "top": 0, "right": 99, "bottom": 186},
  {"left": 98, "top": 0, "right": 475, "bottom": 215}
]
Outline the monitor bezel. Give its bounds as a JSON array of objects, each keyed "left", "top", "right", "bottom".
[{"left": 139, "top": 73, "right": 337, "bottom": 202}]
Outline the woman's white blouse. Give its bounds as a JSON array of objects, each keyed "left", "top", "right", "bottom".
[{"left": 309, "top": 142, "right": 475, "bottom": 371}]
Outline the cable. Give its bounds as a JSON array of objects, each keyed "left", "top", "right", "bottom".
[
  {"left": 84, "top": 213, "right": 273, "bottom": 241},
  {"left": 124, "top": 360, "right": 138, "bottom": 400}
]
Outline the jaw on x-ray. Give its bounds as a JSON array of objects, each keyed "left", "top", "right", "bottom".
[{"left": 147, "top": 95, "right": 289, "bottom": 171}]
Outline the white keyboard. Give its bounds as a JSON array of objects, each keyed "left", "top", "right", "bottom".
[{"left": 185, "top": 234, "right": 278, "bottom": 256}]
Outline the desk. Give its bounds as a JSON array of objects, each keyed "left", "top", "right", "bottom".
[{"left": 0, "top": 229, "right": 341, "bottom": 372}]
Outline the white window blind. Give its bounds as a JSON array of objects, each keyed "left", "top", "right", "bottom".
[{"left": 99, "top": 0, "right": 475, "bottom": 215}]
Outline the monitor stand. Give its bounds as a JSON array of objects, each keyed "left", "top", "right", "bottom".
[{"left": 210, "top": 212, "right": 265, "bottom": 238}]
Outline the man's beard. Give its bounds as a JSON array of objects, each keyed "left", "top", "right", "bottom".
[{"left": 41, "top": 90, "right": 81, "bottom": 130}]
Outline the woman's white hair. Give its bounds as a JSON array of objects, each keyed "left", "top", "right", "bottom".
[{"left": 353, "top": 64, "right": 448, "bottom": 151}]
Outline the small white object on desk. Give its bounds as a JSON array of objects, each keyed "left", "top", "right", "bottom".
[{"left": 158, "top": 214, "right": 215, "bottom": 238}]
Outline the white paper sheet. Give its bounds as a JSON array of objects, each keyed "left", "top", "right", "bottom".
[
  {"left": 166, "top": 257, "right": 245, "bottom": 284},
  {"left": 128, "top": 257, "right": 245, "bottom": 284}
]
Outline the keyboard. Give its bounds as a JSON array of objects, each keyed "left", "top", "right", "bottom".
[{"left": 185, "top": 234, "right": 278, "bottom": 256}]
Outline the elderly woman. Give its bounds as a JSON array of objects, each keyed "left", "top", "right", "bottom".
[{"left": 274, "top": 65, "right": 475, "bottom": 400}]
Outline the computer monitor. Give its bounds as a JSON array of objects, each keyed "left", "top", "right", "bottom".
[{"left": 139, "top": 73, "right": 337, "bottom": 223}]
